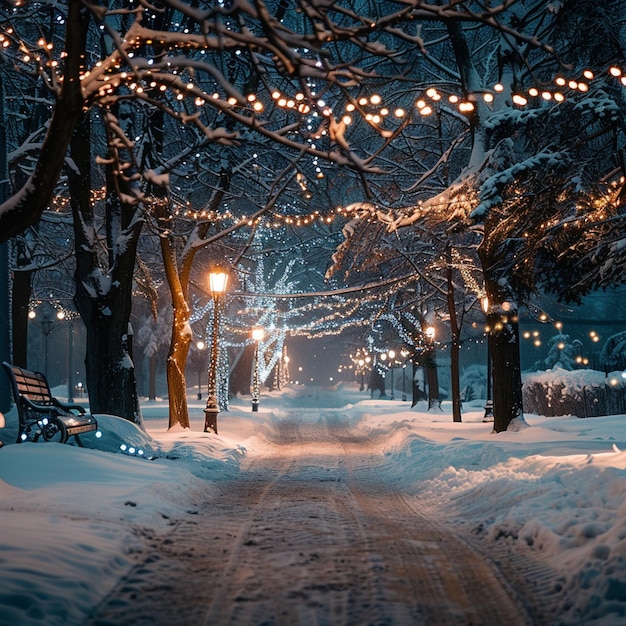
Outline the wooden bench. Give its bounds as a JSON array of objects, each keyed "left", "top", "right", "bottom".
[{"left": 2, "top": 362, "right": 98, "bottom": 445}]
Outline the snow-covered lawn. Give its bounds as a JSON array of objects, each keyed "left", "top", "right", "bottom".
[{"left": 1, "top": 382, "right": 626, "bottom": 624}]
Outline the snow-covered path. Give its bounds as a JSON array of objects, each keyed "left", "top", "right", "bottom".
[{"left": 87, "top": 409, "right": 530, "bottom": 625}]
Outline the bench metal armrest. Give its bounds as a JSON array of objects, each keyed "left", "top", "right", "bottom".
[{"left": 52, "top": 398, "right": 86, "bottom": 415}]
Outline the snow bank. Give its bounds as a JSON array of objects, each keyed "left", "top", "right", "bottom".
[{"left": 1, "top": 382, "right": 626, "bottom": 624}]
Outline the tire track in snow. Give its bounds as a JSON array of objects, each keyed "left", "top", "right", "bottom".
[
  {"left": 329, "top": 414, "right": 532, "bottom": 625},
  {"left": 87, "top": 410, "right": 533, "bottom": 625}
]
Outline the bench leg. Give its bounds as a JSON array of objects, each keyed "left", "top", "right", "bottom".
[{"left": 40, "top": 418, "right": 69, "bottom": 444}]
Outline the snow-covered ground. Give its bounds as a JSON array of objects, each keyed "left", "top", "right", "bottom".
[{"left": 1, "top": 381, "right": 626, "bottom": 625}]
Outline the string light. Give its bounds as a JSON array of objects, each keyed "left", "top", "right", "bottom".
[{"left": 2, "top": 16, "right": 624, "bottom": 136}]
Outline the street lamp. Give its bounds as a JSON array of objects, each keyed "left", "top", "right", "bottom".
[
  {"left": 357, "top": 359, "right": 365, "bottom": 391},
  {"left": 388, "top": 349, "right": 396, "bottom": 400},
  {"left": 29, "top": 309, "right": 61, "bottom": 378},
  {"left": 251, "top": 327, "right": 264, "bottom": 412},
  {"left": 481, "top": 296, "right": 494, "bottom": 422},
  {"left": 56, "top": 311, "right": 75, "bottom": 402},
  {"left": 204, "top": 268, "right": 229, "bottom": 434},
  {"left": 196, "top": 340, "right": 205, "bottom": 400}
]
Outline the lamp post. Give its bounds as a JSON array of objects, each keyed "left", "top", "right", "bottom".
[
  {"left": 56, "top": 311, "right": 75, "bottom": 402},
  {"left": 481, "top": 297, "right": 494, "bottom": 422},
  {"left": 251, "top": 327, "right": 264, "bottom": 411},
  {"left": 388, "top": 349, "right": 396, "bottom": 400},
  {"left": 196, "top": 340, "right": 205, "bottom": 400},
  {"left": 204, "top": 268, "right": 229, "bottom": 434},
  {"left": 29, "top": 309, "right": 61, "bottom": 378},
  {"left": 357, "top": 359, "right": 365, "bottom": 391}
]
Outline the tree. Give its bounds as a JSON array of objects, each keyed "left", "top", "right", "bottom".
[
  {"left": 4, "top": 0, "right": 623, "bottom": 430},
  {"left": 600, "top": 331, "right": 626, "bottom": 373},
  {"left": 332, "top": 0, "right": 626, "bottom": 432}
]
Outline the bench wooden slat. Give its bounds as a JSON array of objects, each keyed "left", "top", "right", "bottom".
[{"left": 2, "top": 361, "right": 98, "bottom": 445}]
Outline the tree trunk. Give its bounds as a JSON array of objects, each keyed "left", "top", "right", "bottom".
[
  {"left": 486, "top": 299, "right": 524, "bottom": 432},
  {"left": 425, "top": 346, "right": 441, "bottom": 411},
  {"left": 446, "top": 245, "right": 462, "bottom": 422},
  {"left": 164, "top": 296, "right": 192, "bottom": 429},
  {"left": 449, "top": 339, "right": 462, "bottom": 421},
  {"left": 149, "top": 352, "right": 158, "bottom": 401},
  {"left": 229, "top": 345, "right": 255, "bottom": 397},
  {"left": 11, "top": 269, "right": 31, "bottom": 368},
  {"left": 69, "top": 115, "right": 143, "bottom": 424},
  {"left": 81, "top": 311, "right": 141, "bottom": 421}
]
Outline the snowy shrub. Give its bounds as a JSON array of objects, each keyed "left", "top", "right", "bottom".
[
  {"left": 523, "top": 368, "right": 626, "bottom": 417},
  {"left": 526, "top": 332, "right": 579, "bottom": 372},
  {"left": 600, "top": 331, "right": 626, "bottom": 373},
  {"left": 460, "top": 364, "right": 486, "bottom": 402}
]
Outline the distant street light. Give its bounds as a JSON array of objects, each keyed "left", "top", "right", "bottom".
[
  {"left": 196, "top": 340, "right": 205, "bottom": 400},
  {"left": 251, "top": 327, "right": 264, "bottom": 412},
  {"left": 357, "top": 358, "right": 365, "bottom": 391},
  {"left": 388, "top": 349, "right": 396, "bottom": 400},
  {"left": 56, "top": 311, "right": 75, "bottom": 402},
  {"left": 481, "top": 297, "right": 494, "bottom": 422},
  {"left": 204, "top": 268, "right": 229, "bottom": 434}
]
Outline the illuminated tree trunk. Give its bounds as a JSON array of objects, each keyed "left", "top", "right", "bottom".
[
  {"left": 478, "top": 222, "right": 525, "bottom": 433},
  {"left": 155, "top": 170, "right": 230, "bottom": 430},
  {"left": 157, "top": 214, "right": 192, "bottom": 430}
]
